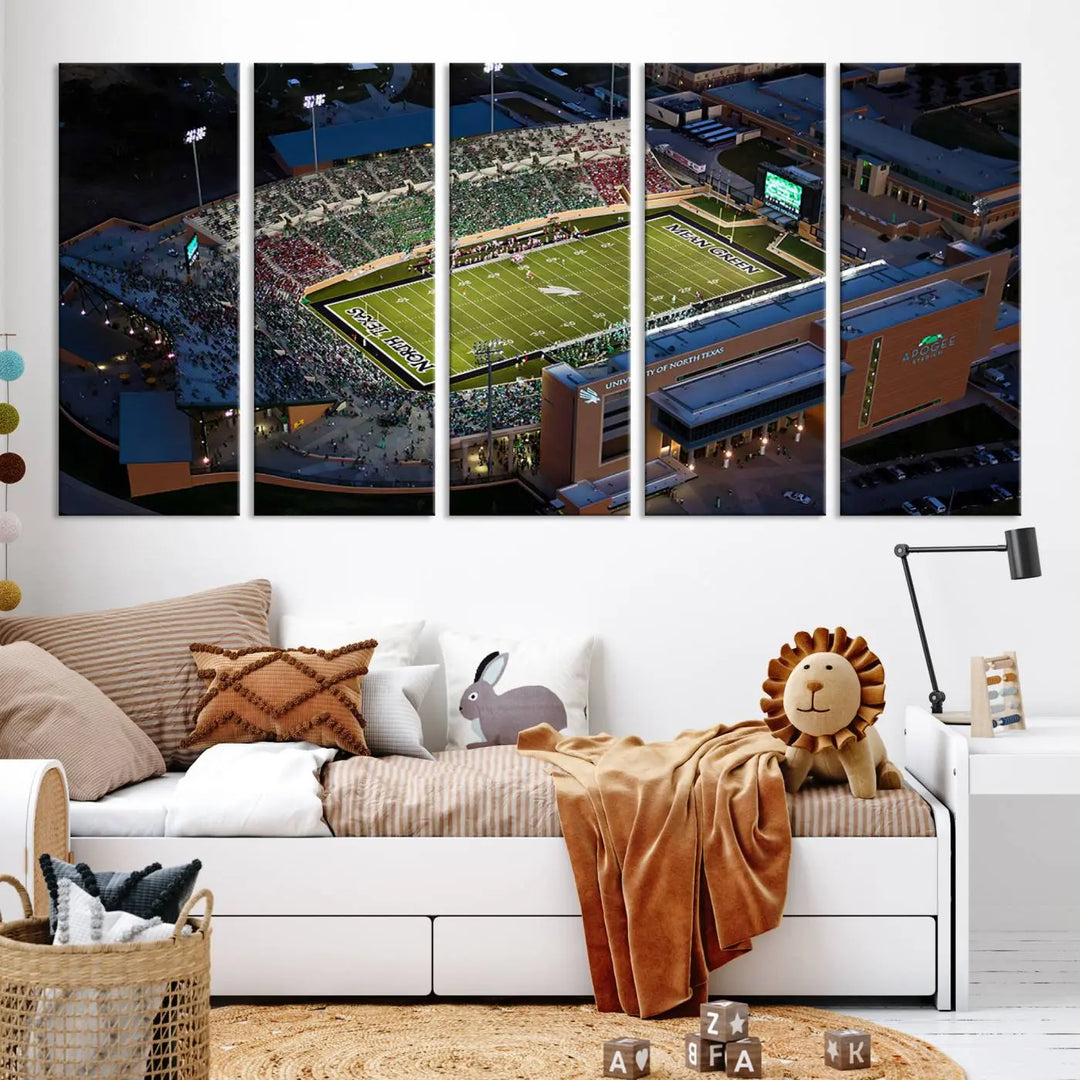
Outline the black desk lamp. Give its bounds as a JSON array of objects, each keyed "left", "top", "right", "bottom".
[{"left": 894, "top": 527, "right": 1042, "bottom": 714}]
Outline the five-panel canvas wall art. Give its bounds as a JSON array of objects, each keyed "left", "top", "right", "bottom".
[{"left": 57, "top": 62, "right": 1021, "bottom": 517}]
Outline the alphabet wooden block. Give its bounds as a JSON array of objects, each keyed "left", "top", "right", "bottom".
[
  {"left": 700, "top": 1000, "right": 750, "bottom": 1042},
  {"left": 685, "top": 1032, "right": 726, "bottom": 1072},
  {"left": 724, "top": 1037, "right": 762, "bottom": 1077},
  {"left": 825, "top": 1029, "right": 872, "bottom": 1071},
  {"left": 603, "top": 1037, "right": 650, "bottom": 1078}
]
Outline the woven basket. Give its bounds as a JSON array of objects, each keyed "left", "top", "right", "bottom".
[{"left": 0, "top": 874, "right": 212, "bottom": 1080}]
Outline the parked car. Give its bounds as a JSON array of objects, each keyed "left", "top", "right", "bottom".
[
  {"left": 960, "top": 455, "right": 979, "bottom": 469},
  {"left": 989, "top": 483, "right": 1013, "bottom": 501},
  {"left": 901, "top": 500, "right": 922, "bottom": 516},
  {"left": 853, "top": 475, "right": 871, "bottom": 489},
  {"left": 974, "top": 446, "right": 998, "bottom": 466},
  {"left": 884, "top": 464, "right": 907, "bottom": 481},
  {"left": 1002, "top": 446, "right": 1021, "bottom": 462},
  {"left": 921, "top": 495, "right": 948, "bottom": 515},
  {"left": 927, "top": 458, "right": 944, "bottom": 473},
  {"left": 783, "top": 490, "right": 813, "bottom": 505}
]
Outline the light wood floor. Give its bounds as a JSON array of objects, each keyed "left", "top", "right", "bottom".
[{"left": 851, "top": 932, "right": 1080, "bottom": 1079}]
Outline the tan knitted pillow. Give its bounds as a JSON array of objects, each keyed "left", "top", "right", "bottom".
[{"left": 180, "top": 641, "right": 378, "bottom": 755}]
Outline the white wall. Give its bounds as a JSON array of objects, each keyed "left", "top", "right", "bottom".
[{"left": 3, "top": 1, "right": 1078, "bottom": 929}]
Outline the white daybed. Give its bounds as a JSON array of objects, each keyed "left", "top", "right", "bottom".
[{"left": 1, "top": 758, "right": 954, "bottom": 1010}]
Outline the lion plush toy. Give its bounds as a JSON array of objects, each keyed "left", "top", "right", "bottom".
[{"left": 760, "top": 627, "right": 903, "bottom": 800}]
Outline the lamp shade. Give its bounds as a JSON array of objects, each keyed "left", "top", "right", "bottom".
[{"left": 1005, "top": 527, "right": 1041, "bottom": 580}]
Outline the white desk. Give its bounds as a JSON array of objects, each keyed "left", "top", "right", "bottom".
[{"left": 905, "top": 708, "right": 1080, "bottom": 1009}]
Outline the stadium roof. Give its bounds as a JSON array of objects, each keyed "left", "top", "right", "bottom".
[
  {"left": 648, "top": 342, "right": 825, "bottom": 427},
  {"left": 450, "top": 102, "right": 524, "bottom": 140},
  {"left": 839, "top": 279, "right": 980, "bottom": 340},
  {"left": 546, "top": 351, "right": 629, "bottom": 390},
  {"left": 270, "top": 110, "right": 435, "bottom": 169},
  {"left": 840, "top": 259, "right": 957, "bottom": 305},
  {"left": 706, "top": 74, "right": 875, "bottom": 135},
  {"left": 705, "top": 81, "right": 819, "bottom": 137},
  {"left": 653, "top": 92, "right": 704, "bottom": 113},
  {"left": 841, "top": 185, "right": 939, "bottom": 225},
  {"left": 645, "top": 282, "right": 825, "bottom": 365},
  {"left": 118, "top": 393, "right": 193, "bottom": 464},
  {"left": 839, "top": 115, "right": 1019, "bottom": 196}
]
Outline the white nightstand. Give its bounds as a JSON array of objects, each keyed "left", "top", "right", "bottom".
[{"left": 905, "top": 707, "right": 1080, "bottom": 1009}]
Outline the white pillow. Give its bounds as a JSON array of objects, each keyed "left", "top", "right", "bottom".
[
  {"left": 363, "top": 665, "right": 438, "bottom": 759},
  {"left": 277, "top": 616, "right": 424, "bottom": 670},
  {"left": 439, "top": 630, "right": 593, "bottom": 750}
]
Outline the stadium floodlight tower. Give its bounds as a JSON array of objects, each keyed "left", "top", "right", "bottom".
[
  {"left": 304, "top": 93, "right": 327, "bottom": 174},
  {"left": 472, "top": 338, "right": 508, "bottom": 476},
  {"left": 184, "top": 126, "right": 206, "bottom": 208},
  {"left": 483, "top": 63, "right": 503, "bottom": 134}
]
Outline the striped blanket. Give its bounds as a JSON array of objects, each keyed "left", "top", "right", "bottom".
[{"left": 321, "top": 744, "right": 934, "bottom": 839}]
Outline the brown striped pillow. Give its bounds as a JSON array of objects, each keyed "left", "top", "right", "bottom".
[
  {"left": 0, "top": 641, "right": 165, "bottom": 800},
  {"left": 0, "top": 580, "right": 272, "bottom": 768}
]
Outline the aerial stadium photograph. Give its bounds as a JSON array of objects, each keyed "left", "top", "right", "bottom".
[
  {"left": 837, "top": 63, "right": 1020, "bottom": 516},
  {"left": 447, "top": 62, "right": 631, "bottom": 515},
  {"left": 638, "top": 64, "right": 828, "bottom": 516},
  {"left": 253, "top": 63, "right": 434, "bottom": 515},
  {"left": 58, "top": 64, "right": 239, "bottom": 515}
]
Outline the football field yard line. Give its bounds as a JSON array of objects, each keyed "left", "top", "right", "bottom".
[
  {"left": 644, "top": 214, "right": 784, "bottom": 319},
  {"left": 449, "top": 227, "right": 630, "bottom": 373}
]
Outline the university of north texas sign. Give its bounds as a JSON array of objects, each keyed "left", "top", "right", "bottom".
[{"left": 901, "top": 332, "right": 957, "bottom": 364}]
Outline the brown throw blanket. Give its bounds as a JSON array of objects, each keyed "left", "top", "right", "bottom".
[{"left": 517, "top": 721, "right": 791, "bottom": 1019}]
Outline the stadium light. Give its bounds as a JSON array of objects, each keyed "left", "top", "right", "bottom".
[
  {"left": 184, "top": 126, "right": 206, "bottom": 208},
  {"left": 483, "top": 63, "right": 503, "bottom": 134},
  {"left": 473, "top": 338, "right": 508, "bottom": 474},
  {"left": 305, "top": 92, "right": 326, "bottom": 174}
]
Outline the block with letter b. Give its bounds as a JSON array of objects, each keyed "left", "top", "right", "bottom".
[
  {"left": 825, "top": 1028, "right": 872, "bottom": 1070},
  {"left": 685, "top": 1032, "right": 726, "bottom": 1072},
  {"left": 724, "top": 1037, "right": 762, "bottom": 1077},
  {"left": 700, "top": 999, "right": 749, "bottom": 1042},
  {"left": 602, "top": 1037, "right": 650, "bottom": 1078}
]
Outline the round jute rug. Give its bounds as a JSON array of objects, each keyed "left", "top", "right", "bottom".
[{"left": 209, "top": 1001, "right": 965, "bottom": 1079}]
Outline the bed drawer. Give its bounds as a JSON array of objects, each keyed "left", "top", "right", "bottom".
[
  {"left": 709, "top": 916, "right": 936, "bottom": 997},
  {"left": 433, "top": 915, "right": 935, "bottom": 998},
  {"left": 211, "top": 916, "right": 432, "bottom": 996},
  {"left": 433, "top": 916, "right": 593, "bottom": 996}
]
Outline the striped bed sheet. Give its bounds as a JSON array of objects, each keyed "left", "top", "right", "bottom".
[{"left": 321, "top": 745, "right": 935, "bottom": 839}]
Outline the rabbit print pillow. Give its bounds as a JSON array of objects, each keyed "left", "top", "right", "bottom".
[{"left": 439, "top": 629, "right": 594, "bottom": 750}]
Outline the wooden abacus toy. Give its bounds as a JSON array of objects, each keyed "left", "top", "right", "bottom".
[{"left": 970, "top": 652, "right": 1026, "bottom": 738}]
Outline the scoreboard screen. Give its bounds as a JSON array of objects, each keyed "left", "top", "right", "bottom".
[
  {"left": 185, "top": 233, "right": 199, "bottom": 268},
  {"left": 763, "top": 171, "right": 803, "bottom": 216}
]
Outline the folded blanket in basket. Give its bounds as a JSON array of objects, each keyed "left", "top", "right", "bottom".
[
  {"left": 517, "top": 721, "right": 792, "bottom": 1019},
  {"left": 26, "top": 879, "right": 191, "bottom": 1080}
]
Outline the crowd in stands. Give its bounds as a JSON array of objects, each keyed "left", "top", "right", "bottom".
[
  {"left": 449, "top": 380, "right": 542, "bottom": 438},
  {"left": 450, "top": 119, "right": 628, "bottom": 174},
  {"left": 646, "top": 149, "right": 678, "bottom": 194},
  {"left": 544, "top": 320, "right": 630, "bottom": 369},
  {"left": 254, "top": 148, "right": 434, "bottom": 230},
  {"left": 581, "top": 158, "right": 629, "bottom": 206},
  {"left": 451, "top": 165, "right": 600, "bottom": 237},
  {"left": 187, "top": 200, "right": 239, "bottom": 247},
  {"left": 59, "top": 243, "right": 239, "bottom": 405}
]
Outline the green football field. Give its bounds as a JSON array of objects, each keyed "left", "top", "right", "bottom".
[
  {"left": 645, "top": 213, "right": 785, "bottom": 318},
  {"left": 306, "top": 210, "right": 790, "bottom": 391}
]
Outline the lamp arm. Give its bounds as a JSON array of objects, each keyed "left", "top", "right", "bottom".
[{"left": 894, "top": 543, "right": 946, "bottom": 714}]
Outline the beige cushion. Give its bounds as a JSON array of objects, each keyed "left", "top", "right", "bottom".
[
  {"left": 0, "top": 642, "right": 165, "bottom": 800},
  {"left": 0, "top": 580, "right": 272, "bottom": 767}
]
